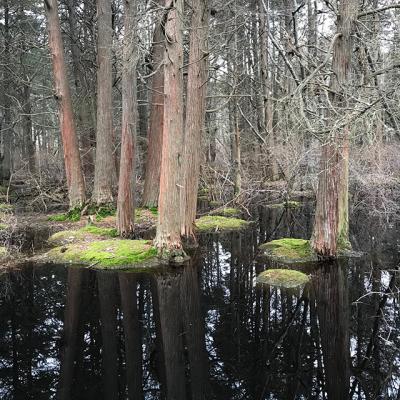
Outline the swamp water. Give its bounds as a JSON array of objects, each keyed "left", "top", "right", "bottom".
[{"left": 1, "top": 205, "right": 400, "bottom": 399}]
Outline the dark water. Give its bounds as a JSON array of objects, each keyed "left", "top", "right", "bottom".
[{"left": 1, "top": 205, "right": 400, "bottom": 399}]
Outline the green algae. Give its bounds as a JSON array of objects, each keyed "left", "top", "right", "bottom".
[
  {"left": 259, "top": 238, "right": 318, "bottom": 264},
  {"left": 195, "top": 215, "right": 250, "bottom": 233},
  {"left": 256, "top": 268, "right": 310, "bottom": 289},
  {"left": 47, "top": 239, "right": 157, "bottom": 268}
]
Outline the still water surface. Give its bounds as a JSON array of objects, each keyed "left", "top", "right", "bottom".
[{"left": 1, "top": 205, "right": 400, "bottom": 399}]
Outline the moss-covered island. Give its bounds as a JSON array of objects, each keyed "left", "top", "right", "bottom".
[
  {"left": 259, "top": 238, "right": 318, "bottom": 264},
  {"left": 257, "top": 268, "right": 310, "bottom": 289},
  {"left": 195, "top": 215, "right": 250, "bottom": 233},
  {"left": 48, "top": 225, "right": 118, "bottom": 246},
  {"left": 46, "top": 239, "right": 157, "bottom": 269}
]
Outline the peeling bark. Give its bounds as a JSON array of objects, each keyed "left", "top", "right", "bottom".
[
  {"left": 116, "top": 0, "right": 138, "bottom": 236},
  {"left": 154, "top": 0, "right": 186, "bottom": 258},
  {"left": 92, "top": 0, "right": 116, "bottom": 205},
  {"left": 45, "top": 0, "right": 86, "bottom": 208},
  {"left": 142, "top": 0, "right": 165, "bottom": 208},
  {"left": 181, "top": 0, "right": 209, "bottom": 239}
]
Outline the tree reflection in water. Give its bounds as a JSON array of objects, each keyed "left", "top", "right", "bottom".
[{"left": 0, "top": 205, "right": 400, "bottom": 399}]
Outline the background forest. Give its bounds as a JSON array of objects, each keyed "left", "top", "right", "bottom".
[{"left": 1, "top": 0, "right": 400, "bottom": 257}]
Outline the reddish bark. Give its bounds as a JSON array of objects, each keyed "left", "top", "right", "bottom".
[
  {"left": 311, "top": 0, "right": 356, "bottom": 257},
  {"left": 142, "top": 0, "right": 165, "bottom": 208},
  {"left": 181, "top": 0, "right": 209, "bottom": 239},
  {"left": 45, "top": 0, "right": 86, "bottom": 208},
  {"left": 116, "top": 0, "right": 138, "bottom": 237},
  {"left": 154, "top": 0, "right": 185, "bottom": 258},
  {"left": 92, "top": 0, "right": 116, "bottom": 205}
]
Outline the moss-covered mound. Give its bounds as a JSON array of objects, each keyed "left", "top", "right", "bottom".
[
  {"left": 210, "top": 207, "right": 240, "bottom": 217},
  {"left": 259, "top": 238, "right": 318, "bottom": 264},
  {"left": 195, "top": 215, "right": 250, "bottom": 233},
  {"left": 47, "top": 239, "right": 157, "bottom": 268},
  {"left": 257, "top": 269, "right": 310, "bottom": 289},
  {"left": 48, "top": 225, "right": 118, "bottom": 246}
]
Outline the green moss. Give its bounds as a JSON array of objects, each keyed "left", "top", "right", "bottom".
[
  {"left": 92, "top": 205, "right": 116, "bottom": 221},
  {"left": 48, "top": 230, "right": 85, "bottom": 245},
  {"left": 0, "top": 246, "right": 7, "bottom": 256},
  {"left": 48, "top": 225, "right": 118, "bottom": 246},
  {"left": 198, "top": 188, "right": 209, "bottom": 196},
  {"left": 259, "top": 238, "right": 318, "bottom": 264},
  {"left": 48, "top": 207, "right": 82, "bottom": 222},
  {"left": 210, "top": 207, "right": 240, "bottom": 217},
  {"left": 0, "top": 223, "right": 7, "bottom": 230},
  {"left": 47, "top": 239, "right": 157, "bottom": 267},
  {"left": 256, "top": 269, "right": 310, "bottom": 289},
  {"left": 195, "top": 215, "right": 250, "bottom": 232},
  {"left": 80, "top": 225, "right": 118, "bottom": 237},
  {"left": 147, "top": 207, "right": 158, "bottom": 216}
]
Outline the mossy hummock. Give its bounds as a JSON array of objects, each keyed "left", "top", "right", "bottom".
[
  {"left": 48, "top": 225, "right": 118, "bottom": 246},
  {"left": 257, "top": 268, "right": 310, "bottom": 289},
  {"left": 195, "top": 215, "right": 250, "bottom": 233},
  {"left": 259, "top": 238, "right": 318, "bottom": 264},
  {"left": 47, "top": 239, "right": 157, "bottom": 268}
]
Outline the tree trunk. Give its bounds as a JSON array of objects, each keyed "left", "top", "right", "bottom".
[
  {"left": 92, "top": 0, "right": 116, "bottom": 205},
  {"left": 311, "top": 0, "right": 356, "bottom": 257},
  {"left": 258, "top": 0, "right": 278, "bottom": 181},
  {"left": 1, "top": 0, "right": 12, "bottom": 183},
  {"left": 116, "top": 0, "right": 138, "bottom": 236},
  {"left": 44, "top": 0, "right": 86, "bottom": 208},
  {"left": 181, "top": 0, "right": 209, "bottom": 239},
  {"left": 154, "top": 0, "right": 186, "bottom": 259},
  {"left": 142, "top": 1, "right": 165, "bottom": 208},
  {"left": 66, "top": 0, "right": 95, "bottom": 177}
]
